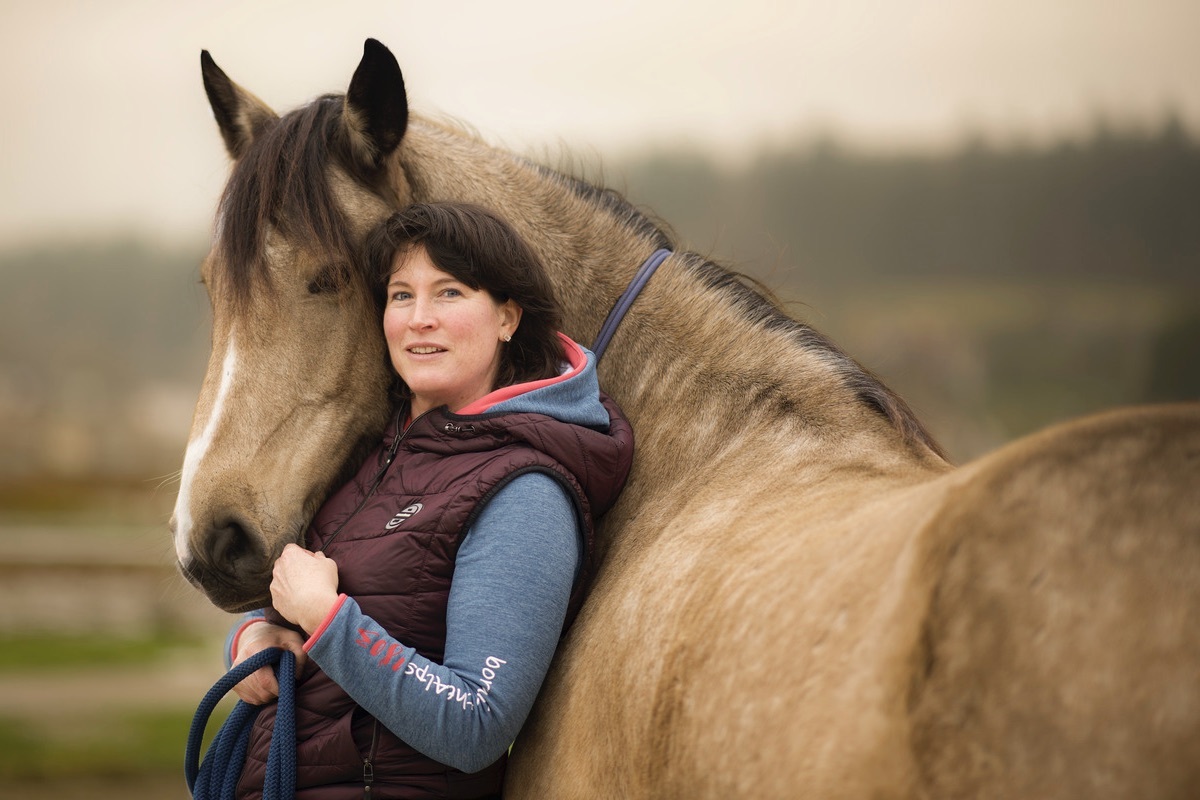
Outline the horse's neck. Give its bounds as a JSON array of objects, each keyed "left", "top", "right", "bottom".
[
  {"left": 399, "top": 120, "right": 643, "bottom": 330},
  {"left": 396, "top": 120, "right": 938, "bottom": 488}
]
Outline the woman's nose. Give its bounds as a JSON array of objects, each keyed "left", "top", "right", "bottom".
[{"left": 408, "top": 297, "right": 436, "bottom": 329}]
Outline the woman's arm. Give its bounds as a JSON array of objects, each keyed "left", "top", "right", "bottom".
[{"left": 302, "top": 471, "right": 581, "bottom": 772}]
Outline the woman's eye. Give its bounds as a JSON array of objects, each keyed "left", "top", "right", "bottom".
[
  {"left": 442, "top": 288, "right": 462, "bottom": 298},
  {"left": 390, "top": 291, "right": 412, "bottom": 302}
]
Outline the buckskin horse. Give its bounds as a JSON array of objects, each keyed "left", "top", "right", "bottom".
[{"left": 173, "top": 39, "right": 1200, "bottom": 798}]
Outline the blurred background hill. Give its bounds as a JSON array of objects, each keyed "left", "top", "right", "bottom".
[
  {"left": 622, "top": 118, "right": 1200, "bottom": 455},
  {"left": 2, "top": 119, "right": 1196, "bottom": 490}
]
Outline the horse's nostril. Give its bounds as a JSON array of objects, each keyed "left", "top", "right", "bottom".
[{"left": 208, "top": 519, "right": 260, "bottom": 571}]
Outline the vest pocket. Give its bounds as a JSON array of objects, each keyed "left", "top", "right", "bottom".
[{"left": 292, "top": 707, "right": 367, "bottom": 788}]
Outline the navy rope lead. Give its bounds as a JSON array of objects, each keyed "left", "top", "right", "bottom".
[
  {"left": 186, "top": 647, "right": 297, "bottom": 800},
  {"left": 591, "top": 248, "right": 672, "bottom": 362}
]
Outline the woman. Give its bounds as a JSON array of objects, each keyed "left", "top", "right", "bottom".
[{"left": 224, "top": 202, "right": 634, "bottom": 799}]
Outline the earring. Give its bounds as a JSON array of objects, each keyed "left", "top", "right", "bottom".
[{"left": 502, "top": 333, "right": 512, "bottom": 342}]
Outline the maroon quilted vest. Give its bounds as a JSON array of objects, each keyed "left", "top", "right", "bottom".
[{"left": 236, "top": 396, "right": 633, "bottom": 800}]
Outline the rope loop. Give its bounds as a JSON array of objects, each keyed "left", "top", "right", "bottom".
[{"left": 185, "top": 647, "right": 297, "bottom": 800}]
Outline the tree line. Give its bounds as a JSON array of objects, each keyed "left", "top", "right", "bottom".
[{"left": 1, "top": 120, "right": 1197, "bottom": 481}]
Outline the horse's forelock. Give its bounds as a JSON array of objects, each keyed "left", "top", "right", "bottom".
[{"left": 214, "top": 94, "right": 377, "bottom": 309}]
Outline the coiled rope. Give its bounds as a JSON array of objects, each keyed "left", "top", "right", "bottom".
[{"left": 185, "top": 647, "right": 296, "bottom": 800}]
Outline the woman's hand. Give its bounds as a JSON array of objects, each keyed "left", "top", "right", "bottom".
[
  {"left": 232, "top": 622, "right": 307, "bottom": 705},
  {"left": 270, "top": 543, "right": 341, "bottom": 634}
]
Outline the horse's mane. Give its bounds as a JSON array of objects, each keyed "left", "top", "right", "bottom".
[
  {"left": 690, "top": 255, "right": 946, "bottom": 457},
  {"left": 214, "top": 94, "right": 378, "bottom": 308},
  {"left": 548, "top": 169, "right": 946, "bottom": 459},
  {"left": 541, "top": 167, "right": 674, "bottom": 250}
]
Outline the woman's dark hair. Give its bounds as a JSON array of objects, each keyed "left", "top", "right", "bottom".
[{"left": 365, "top": 202, "right": 565, "bottom": 394}]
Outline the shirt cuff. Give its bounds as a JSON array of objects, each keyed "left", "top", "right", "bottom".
[
  {"left": 303, "top": 593, "right": 349, "bottom": 652},
  {"left": 228, "top": 617, "right": 268, "bottom": 664}
]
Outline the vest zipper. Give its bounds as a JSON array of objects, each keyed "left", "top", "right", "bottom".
[
  {"left": 320, "top": 407, "right": 429, "bottom": 550},
  {"left": 363, "top": 718, "right": 379, "bottom": 798}
]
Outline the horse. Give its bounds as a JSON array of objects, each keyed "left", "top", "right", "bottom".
[{"left": 173, "top": 39, "right": 1200, "bottom": 798}]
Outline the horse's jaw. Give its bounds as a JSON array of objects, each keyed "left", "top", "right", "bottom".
[{"left": 176, "top": 554, "right": 273, "bottom": 614}]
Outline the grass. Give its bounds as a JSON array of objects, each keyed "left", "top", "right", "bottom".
[
  {"left": 0, "top": 632, "right": 209, "bottom": 673},
  {"left": 0, "top": 706, "right": 233, "bottom": 779},
  {"left": 0, "top": 630, "right": 231, "bottom": 779}
]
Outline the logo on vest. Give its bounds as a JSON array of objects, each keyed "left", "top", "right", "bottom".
[{"left": 385, "top": 503, "right": 423, "bottom": 530}]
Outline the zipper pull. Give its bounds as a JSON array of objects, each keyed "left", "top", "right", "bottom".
[{"left": 363, "top": 757, "right": 374, "bottom": 799}]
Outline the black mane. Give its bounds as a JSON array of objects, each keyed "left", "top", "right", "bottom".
[{"left": 686, "top": 255, "right": 946, "bottom": 458}]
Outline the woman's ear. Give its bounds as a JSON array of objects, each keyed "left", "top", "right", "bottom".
[{"left": 499, "top": 300, "right": 523, "bottom": 340}]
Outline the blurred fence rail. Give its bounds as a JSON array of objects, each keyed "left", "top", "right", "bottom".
[{"left": 0, "top": 525, "right": 230, "bottom": 637}]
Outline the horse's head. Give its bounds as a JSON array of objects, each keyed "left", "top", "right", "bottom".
[{"left": 174, "top": 40, "right": 411, "bottom": 611}]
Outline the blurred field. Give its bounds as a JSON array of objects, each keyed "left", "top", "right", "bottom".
[
  {"left": 619, "top": 123, "right": 1199, "bottom": 460},
  {"left": 0, "top": 490, "right": 232, "bottom": 798},
  {"left": 0, "top": 125, "right": 1196, "bottom": 795},
  {"left": 800, "top": 277, "right": 1194, "bottom": 460}
]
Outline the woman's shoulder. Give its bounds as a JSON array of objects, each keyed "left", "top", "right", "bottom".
[
  {"left": 462, "top": 471, "right": 581, "bottom": 565},
  {"left": 492, "top": 470, "right": 576, "bottom": 506}
]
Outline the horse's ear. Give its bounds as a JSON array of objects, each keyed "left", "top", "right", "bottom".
[
  {"left": 201, "top": 50, "right": 278, "bottom": 160},
  {"left": 343, "top": 38, "right": 409, "bottom": 172}
]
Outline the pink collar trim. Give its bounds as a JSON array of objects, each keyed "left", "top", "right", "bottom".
[{"left": 455, "top": 332, "right": 587, "bottom": 416}]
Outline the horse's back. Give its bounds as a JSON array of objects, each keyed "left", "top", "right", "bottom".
[
  {"left": 911, "top": 402, "right": 1200, "bottom": 799},
  {"left": 509, "top": 404, "right": 1200, "bottom": 799}
]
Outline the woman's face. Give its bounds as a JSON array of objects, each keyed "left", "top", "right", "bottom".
[{"left": 383, "top": 247, "right": 521, "bottom": 418}]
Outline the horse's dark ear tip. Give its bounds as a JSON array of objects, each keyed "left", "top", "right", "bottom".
[
  {"left": 363, "top": 38, "right": 399, "bottom": 64},
  {"left": 200, "top": 50, "right": 222, "bottom": 78}
]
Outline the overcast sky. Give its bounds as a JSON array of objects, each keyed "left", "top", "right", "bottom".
[{"left": 2, "top": 0, "right": 1198, "bottom": 247}]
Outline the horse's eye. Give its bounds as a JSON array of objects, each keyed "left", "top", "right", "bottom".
[{"left": 307, "top": 265, "right": 347, "bottom": 295}]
